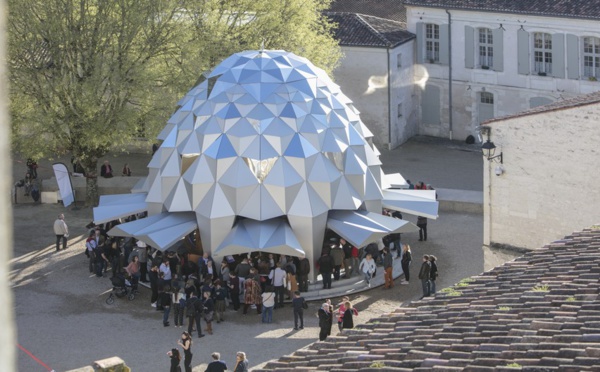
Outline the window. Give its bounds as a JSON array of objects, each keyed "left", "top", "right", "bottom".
[
  {"left": 478, "top": 28, "right": 493, "bottom": 68},
  {"left": 425, "top": 24, "right": 440, "bottom": 63},
  {"left": 480, "top": 92, "right": 494, "bottom": 104},
  {"left": 583, "top": 37, "right": 600, "bottom": 78},
  {"left": 534, "top": 32, "right": 552, "bottom": 75},
  {"left": 397, "top": 53, "right": 402, "bottom": 68}
]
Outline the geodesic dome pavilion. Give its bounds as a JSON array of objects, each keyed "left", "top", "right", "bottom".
[{"left": 94, "top": 50, "right": 438, "bottom": 280}]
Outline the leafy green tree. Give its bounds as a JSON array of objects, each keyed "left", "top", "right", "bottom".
[{"left": 8, "top": 0, "right": 340, "bottom": 206}]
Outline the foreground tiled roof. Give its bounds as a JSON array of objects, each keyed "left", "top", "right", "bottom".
[
  {"left": 485, "top": 91, "right": 600, "bottom": 124},
  {"left": 403, "top": 0, "right": 600, "bottom": 20},
  {"left": 258, "top": 226, "right": 600, "bottom": 371},
  {"left": 325, "top": 12, "right": 415, "bottom": 48},
  {"left": 329, "top": 0, "right": 407, "bottom": 23}
]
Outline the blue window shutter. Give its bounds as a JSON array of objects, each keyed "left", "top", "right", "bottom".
[
  {"left": 492, "top": 28, "right": 504, "bottom": 72},
  {"left": 465, "top": 26, "right": 474, "bottom": 69},
  {"left": 552, "top": 33, "right": 565, "bottom": 78},
  {"left": 566, "top": 34, "right": 579, "bottom": 80},
  {"left": 439, "top": 24, "right": 449, "bottom": 65},
  {"left": 517, "top": 28, "right": 530, "bottom": 75},
  {"left": 416, "top": 22, "right": 424, "bottom": 63}
]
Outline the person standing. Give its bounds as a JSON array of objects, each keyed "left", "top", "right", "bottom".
[
  {"left": 341, "top": 239, "right": 353, "bottom": 278},
  {"left": 261, "top": 286, "right": 275, "bottom": 323},
  {"left": 135, "top": 241, "right": 149, "bottom": 283},
  {"left": 167, "top": 348, "right": 181, "bottom": 372},
  {"left": 400, "top": 244, "right": 412, "bottom": 285},
  {"left": 53, "top": 214, "right": 69, "bottom": 251},
  {"left": 177, "top": 332, "right": 193, "bottom": 372},
  {"left": 297, "top": 257, "right": 310, "bottom": 292},
  {"left": 429, "top": 255, "right": 438, "bottom": 295},
  {"left": 100, "top": 160, "right": 113, "bottom": 178},
  {"left": 350, "top": 245, "right": 360, "bottom": 277},
  {"left": 318, "top": 303, "right": 332, "bottom": 341},
  {"left": 291, "top": 291, "right": 306, "bottom": 330},
  {"left": 85, "top": 230, "right": 97, "bottom": 273},
  {"left": 173, "top": 289, "right": 186, "bottom": 328},
  {"left": 335, "top": 296, "right": 350, "bottom": 332},
  {"left": 233, "top": 351, "right": 249, "bottom": 372},
  {"left": 228, "top": 272, "right": 241, "bottom": 311},
  {"left": 213, "top": 281, "right": 227, "bottom": 323},
  {"left": 202, "top": 291, "right": 214, "bottom": 335},
  {"left": 205, "top": 352, "right": 227, "bottom": 372},
  {"left": 417, "top": 216, "right": 428, "bottom": 241},
  {"left": 317, "top": 252, "right": 334, "bottom": 289},
  {"left": 330, "top": 243, "right": 344, "bottom": 281},
  {"left": 269, "top": 263, "right": 286, "bottom": 309},
  {"left": 383, "top": 247, "right": 394, "bottom": 289},
  {"left": 160, "top": 259, "right": 173, "bottom": 289},
  {"left": 149, "top": 264, "right": 160, "bottom": 307},
  {"left": 159, "top": 287, "right": 172, "bottom": 327},
  {"left": 358, "top": 253, "right": 376, "bottom": 287},
  {"left": 186, "top": 292, "right": 205, "bottom": 338},
  {"left": 341, "top": 301, "right": 358, "bottom": 330},
  {"left": 418, "top": 255, "right": 431, "bottom": 299}
]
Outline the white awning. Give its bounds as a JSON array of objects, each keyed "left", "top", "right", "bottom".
[
  {"left": 93, "top": 193, "right": 148, "bottom": 224},
  {"left": 214, "top": 218, "right": 304, "bottom": 258},
  {"left": 327, "top": 210, "right": 418, "bottom": 248},
  {"left": 381, "top": 172, "right": 408, "bottom": 189},
  {"left": 108, "top": 212, "right": 198, "bottom": 251},
  {"left": 382, "top": 189, "right": 439, "bottom": 219}
]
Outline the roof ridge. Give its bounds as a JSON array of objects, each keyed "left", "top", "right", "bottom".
[{"left": 354, "top": 13, "right": 394, "bottom": 47}]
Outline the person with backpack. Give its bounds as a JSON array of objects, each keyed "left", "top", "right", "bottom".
[{"left": 186, "top": 292, "right": 205, "bottom": 338}]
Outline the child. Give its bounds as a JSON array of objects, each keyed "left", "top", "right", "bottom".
[
  {"left": 291, "top": 290, "right": 306, "bottom": 330},
  {"left": 341, "top": 301, "right": 358, "bottom": 330}
]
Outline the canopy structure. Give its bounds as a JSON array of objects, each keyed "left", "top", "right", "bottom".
[
  {"left": 382, "top": 189, "right": 439, "bottom": 219},
  {"left": 93, "top": 193, "right": 148, "bottom": 224},
  {"left": 326, "top": 209, "right": 418, "bottom": 248},
  {"left": 108, "top": 212, "right": 197, "bottom": 251},
  {"left": 214, "top": 218, "right": 304, "bottom": 258},
  {"left": 382, "top": 172, "right": 408, "bottom": 189}
]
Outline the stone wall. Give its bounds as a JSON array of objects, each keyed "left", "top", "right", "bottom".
[{"left": 483, "top": 102, "right": 600, "bottom": 250}]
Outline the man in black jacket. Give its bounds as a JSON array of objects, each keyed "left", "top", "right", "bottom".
[
  {"left": 318, "top": 251, "right": 334, "bottom": 289},
  {"left": 186, "top": 292, "right": 205, "bottom": 338},
  {"left": 297, "top": 258, "right": 310, "bottom": 292},
  {"left": 418, "top": 255, "right": 431, "bottom": 299}
]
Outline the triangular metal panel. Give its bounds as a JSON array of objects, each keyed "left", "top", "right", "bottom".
[
  {"left": 160, "top": 150, "right": 181, "bottom": 177},
  {"left": 160, "top": 176, "right": 179, "bottom": 202},
  {"left": 164, "top": 178, "right": 192, "bottom": 212},
  {"left": 363, "top": 170, "right": 384, "bottom": 201},
  {"left": 204, "top": 135, "right": 237, "bottom": 159},
  {"left": 332, "top": 177, "right": 362, "bottom": 210},
  {"left": 283, "top": 133, "right": 318, "bottom": 158},
  {"left": 218, "top": 157, "right": 260, "bottom": 188},
  {"left": 343, "top": 148, "right": 368, "bottom": 175},
  {"left": 320, "top": 129, "right": 348, "bottom": 153}
]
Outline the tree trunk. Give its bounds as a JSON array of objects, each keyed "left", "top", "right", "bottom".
[{"left": 82, "top": 158, "right": 99, "bottom": 207}]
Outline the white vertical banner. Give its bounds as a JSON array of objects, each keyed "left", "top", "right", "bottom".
[{"left": 52, "top": 162, "right": 75, "bottom": 207}]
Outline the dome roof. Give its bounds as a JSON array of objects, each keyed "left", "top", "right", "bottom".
[{"left": 148, "top": 50, "right": 382, "bottom": 221}]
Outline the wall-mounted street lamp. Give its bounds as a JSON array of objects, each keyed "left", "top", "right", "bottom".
[{"left": 480, "top": 127, "right": 503, "bottom": 164}]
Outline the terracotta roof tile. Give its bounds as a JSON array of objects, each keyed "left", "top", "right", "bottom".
[
  {"left": 325, "top": 12, "right": 415, "bottom": 48},
  {"left": 257, "top": 226, "right": 600, "bottom": 371}
]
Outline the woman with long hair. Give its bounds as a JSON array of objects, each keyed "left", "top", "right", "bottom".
[
  {"left": 400, "top": 244, "right": 412, "bottom": 285},
  {"left": 234, "top": 351, "right": 249, "bottom": 372},
  {"left": 167, "top": 348, "right": 181, "bottom": 372},
  {"left": 177, "top": 331, "right": 192, "bottom": 372}
]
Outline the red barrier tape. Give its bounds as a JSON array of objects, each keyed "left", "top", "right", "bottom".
[{"left": 17, "top": 343, "right": 54, "bottom": 371}]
